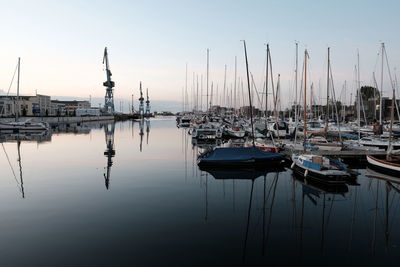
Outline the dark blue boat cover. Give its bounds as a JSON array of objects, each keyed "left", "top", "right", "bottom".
[{"left": 199, "top": 146, "right": 285, "bottom": 165}]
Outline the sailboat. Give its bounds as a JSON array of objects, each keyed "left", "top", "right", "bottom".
[
  {"left": 0, "top": 58, "right": 48, "bottom": 133},
  {"left": 291, "top": 49, "right": 351, "bottom": 183},
  {"left": 197, "top": 41, "right": 286, "bottom": 167},
  {"left": 367, "top": 68, "right": 400, "bottom": 176}
]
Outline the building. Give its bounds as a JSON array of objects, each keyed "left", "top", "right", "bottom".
[
  {"left": 0, "top": 97, "right": 16, "bottom": 117},
  {"left": 51, "top": 100, "right": 90, "bottom": 116},
  {"left": 0, "top": 95, "right": 48, "bottom": 117},
  {"left": 239, "top": 106, "right": 260, "bottom": 116}
]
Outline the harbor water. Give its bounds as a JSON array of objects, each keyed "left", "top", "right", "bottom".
[{"left": 0, "top": 118, "right": 399, "bottom": 266}]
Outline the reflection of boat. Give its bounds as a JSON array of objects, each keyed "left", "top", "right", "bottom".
[
  {"left": 365, "top": 167, "right": 400, "bottom": 184},
  {"left": 292, "top": 170, "right": 349, "bottom": 194},
  {"left": 199, "top": 165, "right": 284, "bottom": 180},
  {"left": 0, "top": 120, "right": 49, "bottom": 133},
  {"left": 0, "top": 131, "right": 51, "bottom": 143}
]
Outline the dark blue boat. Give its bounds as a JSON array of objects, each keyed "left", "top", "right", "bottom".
[{"left": 197, "top": 146, "right": 286, "bottom": 167}]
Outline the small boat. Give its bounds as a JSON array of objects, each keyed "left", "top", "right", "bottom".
[
  {"left": 244, "top": 140, "right": 281, "bottom": 153},
  {"left": 291, "top": 154, "right": 351, "bottom": 184},
  {"left": 307, "top": 136, "right": 342, "bottom": 151},
  {"left": 223, "top": 125, "right": 246, "bottom": 138},
  {"left": 198, "top": 146, "right": 286, "bottom": 167},
  {"left": 191, "top": 123, "right": 222, "bottom": 139},
  {"left": 0, "top": 120, "right": 49, "bottom": 133},
  {"left": 178, "top": 115, "right": 191, "bottom": 128},
  {"left": 359, "top": 136, "right": 400, "bottom": 150}
]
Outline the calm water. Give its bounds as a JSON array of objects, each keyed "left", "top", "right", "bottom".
[{"left": 0, "top": 118, "right": 400, "bottom": 266}]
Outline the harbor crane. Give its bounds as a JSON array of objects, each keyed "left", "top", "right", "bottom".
[
  {"left": 139, "top": 82, "right": 144, "bottom": 117},
  {"left": 145, "top": 88, "right": 151, "bottom": 117},
  {"left": 103, "top": 47, "right": 115, "bottom": 114}
]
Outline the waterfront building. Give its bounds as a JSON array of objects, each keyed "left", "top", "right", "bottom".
[{"left": 51, "top": 100, "right": 90, "bottom": 116}]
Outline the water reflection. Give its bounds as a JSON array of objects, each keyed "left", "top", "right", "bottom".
[
  {"left": 138, "top": 119, "right": 151, "bottom": 152},
  {"left": 0, "top": 119, "right": 399, "bottom": 266},
  {"left": 103, "top": 123, "right": 115, "bottom": 189}
]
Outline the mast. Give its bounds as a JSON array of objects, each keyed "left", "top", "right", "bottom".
[
  {"left": 380, "top": 43, "right": 384, "bottom": 125},
  {"left": 303, "top": 50, "right": 308, "bottom": 147},
  {"left": 242, "top": 40, "right": 255, "bottom": 146},
  {"left": 357, "top": 52, "right": 361, "bottom": 141},
  {"left": 294, "top": 42, "right": 298, "bottom": 134},
  {"left": 234, "top": 56, "right": 237, "bottom": 112},
  {"left": 387, "top": 78, "right": 395, "bottom": 160},
  {"left": 223, "top": 64, "right": 227, "bottom": 108},
  {"left": 206, "top": 49, "right": 209, "bottom": 112},
  {"left": 15, "top": 57, "right": 20, "bottom": 122},
  {"left": 265, "top": 44, "right": 269, "bottom": 126},
  {"left": 185, "top": 63, "right": 188, "bottom": 112},
  {"left": 326, "top": 47, "right": 330, "bottom": 131}
]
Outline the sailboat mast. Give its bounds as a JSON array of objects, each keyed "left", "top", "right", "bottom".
[
  {"left": 357, "top": 52, "right": 361, "bottom": 141},
  {"left": 206, "top": 48, "right": 209, "bottom": 112},
  {"left": 294, "top": 42, "right": 298, "bottom": 131},
  {"left": 380, "top": 43, "right": 384, "bottom": 125},
  {"left": 242, "top": 40, "right": 255, "bottom": 146},
  {"left": 303, "top": 50, "right": 308, "bottom": 141},
  {"left": 266, "top": 45, "right": 269, "bottom": 120},
  {"left": 16, "top": 57, "right": 20, "bottom": 122},
  {"left": 326, "top": 47, "right": 330, "bottom": 130},
  {"left": 234, "top": 56, "right": 237, "bottom": 112}
]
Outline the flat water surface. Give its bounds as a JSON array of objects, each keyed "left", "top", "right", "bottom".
[{"left": 0, "top": 118, "right": 399, "bottom": 266}]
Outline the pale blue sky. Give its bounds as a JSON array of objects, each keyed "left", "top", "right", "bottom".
[{"left": 0, "top": 0, "right": 399, "bottom": 110}]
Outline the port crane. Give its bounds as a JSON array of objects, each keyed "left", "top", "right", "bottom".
[
  {"left": 145, "top": 88, "right": 151, "bottom": 117},
  {"left": 138, "top": 82, "right": 144, "bottom": 117},
  {"left": 103, "top": 47, "right": 115, "bottom": 114}
]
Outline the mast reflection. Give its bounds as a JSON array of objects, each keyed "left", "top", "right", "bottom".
[
  {"left": 139, "top": 119, "right": 144, "bottom": 152},
  {"left": 146, "top": 119, "right": 150, "bottom": 145}
]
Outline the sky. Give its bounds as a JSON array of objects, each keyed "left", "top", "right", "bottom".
[{"left": 0, "top": 0, "right": 399, "bottom": 112}]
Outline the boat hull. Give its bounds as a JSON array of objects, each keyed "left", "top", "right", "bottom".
[
  {"left": 292, "top": 164, "right": 348, "bottom": 184},
  {"left": 366, "top": 154, "right": 400, "bottom": 177}
]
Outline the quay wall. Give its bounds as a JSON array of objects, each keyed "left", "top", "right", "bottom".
[{"left": 0, "top": 116, "right": 115, "bottom": 125}]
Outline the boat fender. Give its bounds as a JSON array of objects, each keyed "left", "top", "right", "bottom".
[
  {"left": 290, "top": 162, "right": 295, "bottom": 169},
  {"left": 304, "top": 169, "right": 308, "bottom": 177}
]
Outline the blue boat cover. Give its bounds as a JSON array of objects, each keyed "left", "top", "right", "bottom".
[
  {"left": 302, "top": 160, "right": 322, "bottom": 171},
  {"left": 199, "top": 146, "right": 285, "bottom": 165}
]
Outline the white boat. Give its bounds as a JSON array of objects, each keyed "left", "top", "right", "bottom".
[
  {"left": 223, "top": 125, "right": 246, "bottom": 138},
  {"left": 358, "top": 136, "right": 400, "bottom": 150},
  {"left": 0, "top": 58, "right": 49, "bottom": 133},
  {"left": 178, "top": 115, "right": 191, "bottom": 128},
  {"left": 0, "top": 120, "right": 49, "bottom": 132},
  {"left": 267, "top": 121, "right": 289, "bottom": 138},
  {"left": 307, "top": 136, "right": 342, "bottom": 151},
  {"left": 191, "top": 123, "right": 222, "bottom": 139}
]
